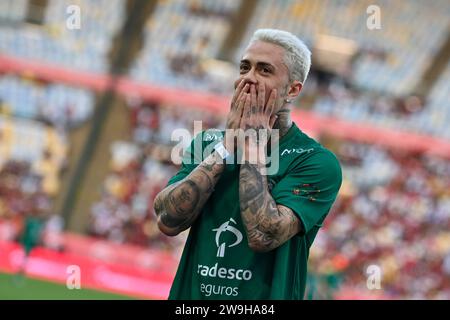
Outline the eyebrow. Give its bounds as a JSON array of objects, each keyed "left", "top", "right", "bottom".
[{"left": 240, "top": 59, "right": 276, "bottom": 70}]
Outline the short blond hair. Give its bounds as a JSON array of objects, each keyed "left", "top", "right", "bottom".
[{"left": 250, "top": 29, "right": 311, "bottom": 84}]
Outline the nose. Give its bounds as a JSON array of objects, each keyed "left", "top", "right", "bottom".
[{"left": 242, "top": 68, "right": 258, "bottom": 85}]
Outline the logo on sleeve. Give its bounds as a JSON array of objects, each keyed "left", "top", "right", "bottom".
[
  {"left": 281, "top": 147, "right": 314, "bottom": 157},
  {"left": 212, "top": 218, "right": 243, "bottom": 258},
  {"left": 292, "top": 184, "right": 320, "bottom": 201}
]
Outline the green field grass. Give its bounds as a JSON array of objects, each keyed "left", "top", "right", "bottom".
[{"left": 0, "top": 273, "right": 136, "bottom": 300}]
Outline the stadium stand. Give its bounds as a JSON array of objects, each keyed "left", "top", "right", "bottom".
[
  {"left": 130, "top": 0, "right": 241, "bottom": 93},
  {"left": 237, "top": 0, "right": 450, "bottom": 95},
  {"left": 0, "top": 78, "right": 77, "bottom": 244},
  {"left": 0, "top": 0, "right": 126, "bottom": 73},
  {"left": 309, "top": 56, "right": 450, "bottom": 140},
  {"left": 0, "top": 75, "right": 94, "bottom": 128},
  {"left": 308, "top": 137, "right": 450, "bottom": 299},
  {"left": 0, "top": 0, "right": 28, "bottom": 22},
  {"left": 0, "top": 0, "right": 449, "bottom": 300}
]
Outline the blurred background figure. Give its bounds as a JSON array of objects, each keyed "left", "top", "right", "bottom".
[{"left": 0, "top": 0, "right": 449, "bottom": 299}]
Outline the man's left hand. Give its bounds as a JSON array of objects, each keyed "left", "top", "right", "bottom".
[{"left": 238, "top": 83, "right": 278, "bottom": 164}]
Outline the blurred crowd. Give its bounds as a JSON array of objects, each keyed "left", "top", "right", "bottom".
[
  {"left": 0, "top": 159, "right": 64, "bottom": 251},
  {"left": 131, "top": 0, "right": 240, "bottom": 94},
  {"left": 0, "top": 0, "right": 125, "bottom": 73},
  {"left": 308, "top": 138, "right": 450, "bottom": 299},
  {"left": 0, "top": 74, "right": 88, "bottom": 250},
  {"left": 238, "top": 0, "right": 449, "bottom": 96},
  {"left": 306, "top": 65, "right": 450, "bottom": 140},
  {"left": 0, "top": 75, "right": 94, "bottom": 129}
]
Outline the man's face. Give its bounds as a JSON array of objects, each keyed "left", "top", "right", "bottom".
[{"left": 234, "top": 40, "right": 292, "bottom": 113}]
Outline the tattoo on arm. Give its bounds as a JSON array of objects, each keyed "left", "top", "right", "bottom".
[
  {"left": 239, "top": 162, "right": 303, "bottom": 252},
  {"left": 154, "top": 151, "right": 225, "bottom": 235},
  {"left": 166, "top": 180, "right": 200, "bottom": 216}
]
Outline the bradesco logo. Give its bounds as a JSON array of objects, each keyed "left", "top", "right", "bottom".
[
  {"left": 198, "top": 218, "right": 252, "bottom": 297},
  {"left": 212, "top": 218, "right": 243, "bottom": 258},
  {"left": 197, "top": 262, "right": 252, "bottom": 281}
]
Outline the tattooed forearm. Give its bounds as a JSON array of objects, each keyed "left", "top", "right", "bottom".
[
  {"left": 154, "top": 151, "right": 225, "bottom": 236},
  {"left": 239, "top": 162, "right": 302, "bottom": 252},
  {"left": 166, "top": 180, "right": 200, "bottom": 216},
  {"left": 160, "top": 207, "right": 198, "bottom": 230},
  {"left": 239, "top": 164, "right": 264, "bottom": 211}
]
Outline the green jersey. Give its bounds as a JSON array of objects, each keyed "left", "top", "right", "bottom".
[{"left": 166, "top": 123, "right": 342, "bottom": 300}]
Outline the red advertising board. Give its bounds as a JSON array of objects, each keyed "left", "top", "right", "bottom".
[{"left": 0, "top": 237, "right": 179, "bottom": 299}]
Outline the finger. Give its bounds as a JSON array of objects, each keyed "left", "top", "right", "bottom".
[
  {"left": 250, "top": 84, "right": 258, "bottom": 115},
  {"left": 231, "top": 80, "right": 246, "bottom": 109},
  {"left": 239, "top": 83, "right": 250, "bottom": 99},
  {"left": 233, "top": 83, "right": 249, "bottom": 111},
  {"left": 236, "top": 89, "right": 247, "bottom": 114},
  {"left": 266, "top": 89, "right": 277, "bottom": 116},
  {"left": 269, "top": 114, "right": 278, "bottom": 128},
  {"left": 233, "top": 79, "right": 245, "bottom": 102},
  {"left": 245, "top": 93, "right": 252, "bottom": 116},
  {"left": 258, "top": 83, "right": 266, "bottom": 112},
  {"left": 240, "top": 94, "right": 251, "bottom": 130},
  {"left": 243, "top": 93, "right": 251, "bottom": 119},
  {"left": 235, "top": 88, "right": 247, "bottom": 118}
]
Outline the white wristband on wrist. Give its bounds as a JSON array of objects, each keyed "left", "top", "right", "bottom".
[{"left": 213, "top": 141, "right": 230, "bottom": 160}]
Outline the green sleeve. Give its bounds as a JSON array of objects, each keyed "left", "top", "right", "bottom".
[
  {"left": 271, "top": 150, "right": 342, "bottom": 235},
  {"left": 166, "top": 132, "right": 203, "bottom": 186}
]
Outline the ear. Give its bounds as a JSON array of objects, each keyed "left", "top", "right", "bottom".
[{"left": 287, "top": 80, "right": 303, "bottom": 100}]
